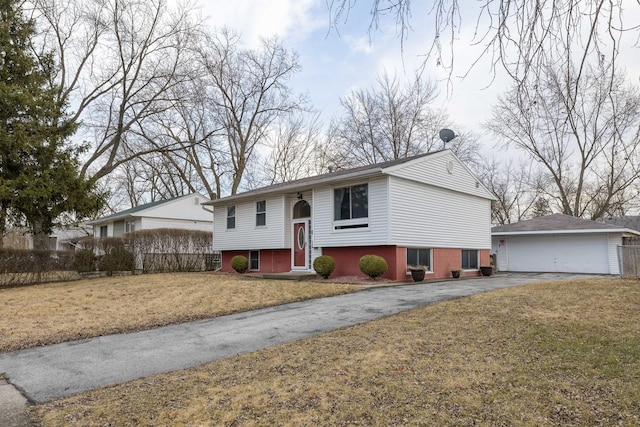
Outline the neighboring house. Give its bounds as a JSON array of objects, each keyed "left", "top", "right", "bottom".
[
  {"left": 2, "top": 225, "right": 91, "bottom": 251},
  {"left": 491, "top": 213, "right": 640, "bottom": 275},
  {"left": 87, "top": 193, "right": 212, "bottom": 238},
  {"left": 204, "top": 150, "right": 495, "bottom": 281},
  {"left": 600, "top": 216, "right": 640, "bottom": 243}
]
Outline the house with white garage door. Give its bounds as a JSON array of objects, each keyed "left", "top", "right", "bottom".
[{"left": 491, "top": 213, "right": 640, "bottom": 275}]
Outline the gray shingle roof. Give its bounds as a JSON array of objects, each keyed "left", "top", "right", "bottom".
[
  {"left": 492, "top": 213, "right": 636, "bottom": 233},
  {"left": 205, "top": 150, "right": 450, "bottom": 205},
  {"left": 600, "top": 216, "right": 640, "bottom": 232}
]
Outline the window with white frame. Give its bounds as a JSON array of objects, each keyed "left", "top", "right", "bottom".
[
  {"left": 227, "top": 206, "right": 236, "bottom": 229},
  {"left": 407, "top": 248, "right": 431, "bottom": 271},
  {"left": 461, "top": 249, "right": 479, "bottom": 269},
  {"left": 256, "top": 201, "right": 266, "bottom": 226},
  {"left": 99, "top": 225, "right": 108, "bottom": 238},
  {"left": 125, "top": 221, "right": 135, "bottom": 233},
  {"left": 249, "top": 250, "right": 260, "bottom": 270},
  {"left": 333, "top": 183, "right": 368, "bottom": 229}
]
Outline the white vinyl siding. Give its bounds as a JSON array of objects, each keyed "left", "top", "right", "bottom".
[
  {"left": 139, "top": 194, "right": 212, "bottom": 222},
  {"left": 214, "top": 195, "right": 287, "bottom": 251},
  {"left": 388, "top": 176, "right": 491, "bottom": 249},
  {"left": 313, "top": 177, "right": 390, "bottom": 247},
  {"left": 607, "top": 234, "right": 622, "bottom": 275},
  {"left": 139, "top": 217, "right": 213, "bottom": 232},
  {"left": 385, "top": 151, "right": 493, "bottom": 199}
]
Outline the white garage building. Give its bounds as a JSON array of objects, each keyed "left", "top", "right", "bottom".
[{"left": 491, "top": 214, "right": 640, "bottom": 275}]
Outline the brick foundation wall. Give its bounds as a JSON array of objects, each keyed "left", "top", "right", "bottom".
[{"left": 222, "top": 249, "right": 291, "bottom": 273}]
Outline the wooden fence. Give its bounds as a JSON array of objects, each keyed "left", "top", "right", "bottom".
[{"left": 617, "top": 245, "right": 640, "bottom": 278}]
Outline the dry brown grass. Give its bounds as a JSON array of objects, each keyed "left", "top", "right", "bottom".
[
  {"left": 0, "top": 272, "right": 358, "bottom": 353},
  {"left": 32, "top": 278, "right": 640, "bottom": 426}
]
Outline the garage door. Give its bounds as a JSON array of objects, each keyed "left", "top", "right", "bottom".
[{"left": 501, "top": 234, "right": 610, "bottom": 274}]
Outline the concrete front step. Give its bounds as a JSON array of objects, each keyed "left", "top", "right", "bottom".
[{"left": 261, "top": 272, "right": 317, "bottom": 281}]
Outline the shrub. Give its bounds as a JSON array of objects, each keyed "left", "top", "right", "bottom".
[
  {"left": 98, "top": 246, "right": 135, "bottom": 275},
  {"left": 359, "top": 254, "right": 388, "bottom": 279},
  {"left": 231, "top": 255, "right": 248, "bottom": 274},
  {"left": 313, "top": 255, "right": 335, "bottom": 279},
  {"left": 73, "top": 249, "right": 96, "bottom": 273}
]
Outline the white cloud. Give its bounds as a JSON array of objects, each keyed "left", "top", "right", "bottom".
[
  {"left": 200, "top": 0, "right": 324, "bottom": 47},
  {"left": 343, "top": 35, "right": 374, "bottom": 54}
]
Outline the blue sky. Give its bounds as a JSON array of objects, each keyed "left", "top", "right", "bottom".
[{"left": 199, "top": 0, "right": 640, "bottom": 153}]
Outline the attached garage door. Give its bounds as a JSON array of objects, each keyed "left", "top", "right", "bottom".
[{"left": 501, "top": 234, "right": 610, "bottom": 274}]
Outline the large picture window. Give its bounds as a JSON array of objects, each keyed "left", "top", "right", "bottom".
[
  {"left": 407, "top": 248, "right": 431, "bottom": 271},
  {"left": 461, "top": 249, "right": 479, "bottom": 270},
  {"left": 256, "top": 201, "right": 266, "bottom": 226},
  {"left": 226, "top": 206, "right": 236, "bottom": 229},
  {"left": 333, "top": 184, "right": 368, "bottom": 229}
]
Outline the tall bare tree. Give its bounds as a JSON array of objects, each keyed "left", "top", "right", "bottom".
[
  {"left": 195, "top": 29, "right": 308, "bottom": 195},
  {"left": 125, "top": 29, "right": 308, "bottom": 200},
  {"left": 485, "top": 59, "right": 640, "bottom": 219},
  {"left": 476, "top": 157, "right": 542, "bottom": 225},
  {"left": 31, "top": 0, "right": 203, "bottom": 183},
  {"left": 326, "top": 71, "right": 479, "bottom": 168},
  {"left": 260, "top": 111, "right": 322, "bottom": 185}
]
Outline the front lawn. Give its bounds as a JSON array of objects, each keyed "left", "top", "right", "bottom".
[
  {"left": 32, "top": 278, "right": 640, "bottom": 426},
  {"left": 0, "top": 272, "right": 359, "bottom": 353}
]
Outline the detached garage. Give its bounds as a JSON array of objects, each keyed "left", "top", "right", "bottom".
[{"left": 491, "top": 214, "right": 640, "bottom": 275}]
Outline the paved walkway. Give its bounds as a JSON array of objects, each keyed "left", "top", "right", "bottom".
[{"left": 0, "top": 273, "right": 598, "bottom": 410}]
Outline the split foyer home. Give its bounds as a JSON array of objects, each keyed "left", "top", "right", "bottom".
[{"left": 204, "top": 150, "right": 496, "bottom": 281}]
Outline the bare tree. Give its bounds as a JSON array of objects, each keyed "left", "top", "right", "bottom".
[
  {"left": 195, "top": 29, "right": 308, "bottom": 195},
  {"left": 476, "top": 157, "right": 541, "bottom": 225},
  {"left": 260, "top": 112, "right": 322, "bottom": 185},
  {"left": 485, "top": 59, "right": 640, "bottom": 219},
  {"left": 326, "top": 71, "right": 479, "bottom": 168},
  {"left": 31, "top": 0, "right": 203, "bottom": 183},
  {"left": 328, "top": 72, "right": 438, "bottom": 167},
  {"left": 123, "top": 29, "right": 308, "bottom": 200},
  {"left": 327, "top": 0, "right": 633, "bottom": 88}
]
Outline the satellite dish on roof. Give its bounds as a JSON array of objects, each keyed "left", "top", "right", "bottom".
[{"left": 439, "top": 128, "right": 456, "bottom": 144}]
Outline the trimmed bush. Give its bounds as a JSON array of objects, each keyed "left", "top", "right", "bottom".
[
  {"left": 359, "top": 254, "right": 388, "bottom": 279},
  {"left": 73, "top": 249, "right": 96, "bottom": 273},
  {"left": 98, "top": 246, "right": 135, "bottom": 275},
  {"left": 231, "top": 255, "right": 248, "bottom": 274},
  {"left": 313, "top": 255, "right": 335, "bottom": 279}
]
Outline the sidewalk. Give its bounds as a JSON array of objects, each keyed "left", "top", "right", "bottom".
[
  {"left": 0, "top": 375, "right": 30, "bottom": 427},
  {"left": 0, "top": 273, "right": 597, "bottom": 409}
]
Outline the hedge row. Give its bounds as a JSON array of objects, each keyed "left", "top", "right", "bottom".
[{"left": 0, "top": 229, "right": 217, "bottom": 286}]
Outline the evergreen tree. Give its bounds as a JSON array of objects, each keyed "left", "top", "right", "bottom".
[{"left": 0, "top": 0, "right": 103, "bottom": 250}]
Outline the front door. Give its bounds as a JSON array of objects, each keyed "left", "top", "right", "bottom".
[{"left": 293, "top": 221, "right": 308, "bottom": 269}]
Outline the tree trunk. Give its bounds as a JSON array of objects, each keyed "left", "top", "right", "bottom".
[
  {"left": 31, "top": 218, "right": 51, "bottom": 252},
  {"left": 0, "top": 206, "right": 6, "bottom": 249}
]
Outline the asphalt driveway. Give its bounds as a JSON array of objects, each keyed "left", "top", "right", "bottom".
[{"left": 0, "top": 272, "right": 599, "bottom": 404}]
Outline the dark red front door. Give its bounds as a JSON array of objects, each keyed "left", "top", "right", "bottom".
[{"left": 293, "top": 222, "right": 306, "bottom": 267}]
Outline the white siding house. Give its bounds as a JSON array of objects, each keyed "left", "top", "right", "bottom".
[
  {"left": 205, "top": 150, "right": 496, "bottom": 281},
  {"left": 491, "top": 214, "right": 640, "bottom": 275},
  {"left": 87, "top": 193, "right": 212, "bottom": 238}
]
